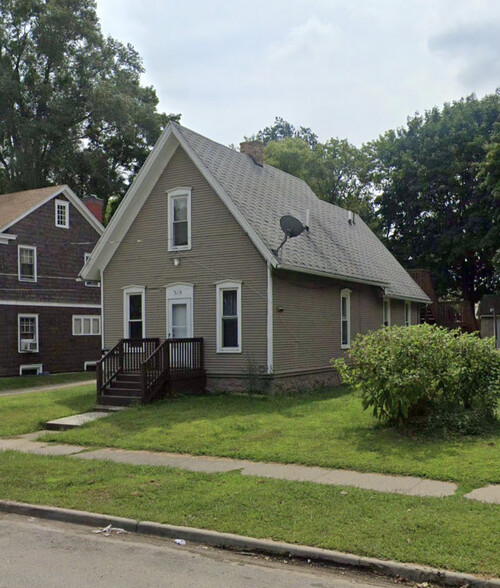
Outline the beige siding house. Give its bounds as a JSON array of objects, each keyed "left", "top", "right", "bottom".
[{"left": 83, "top": 123, "right": 430, "bottom": 393}]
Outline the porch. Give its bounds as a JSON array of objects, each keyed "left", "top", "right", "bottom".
[{"left": 97, "top": 338, "right": 206, "bottom": 406}]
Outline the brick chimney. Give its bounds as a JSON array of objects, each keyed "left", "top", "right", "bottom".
[
  {"left": 82, "top": 194, "right": 104, "bottom": 223},
  {"left": 240, "top": 140, "right": 265, "bottom": 166}
]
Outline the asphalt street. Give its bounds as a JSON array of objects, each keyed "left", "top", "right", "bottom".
[{"left": 0, "top": 512, "right": 406, "bottom": 588}]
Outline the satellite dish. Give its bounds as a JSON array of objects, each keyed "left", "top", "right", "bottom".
[
  {"left": 280, "top": 215, "right": 305, "bottom": 238},
  {"left": 272, "top": 215, "right": 306, "bottom": 256}
]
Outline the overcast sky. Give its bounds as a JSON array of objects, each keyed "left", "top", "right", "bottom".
[{"left": 96, "top": 0, "right": 500, "bottom": 147}]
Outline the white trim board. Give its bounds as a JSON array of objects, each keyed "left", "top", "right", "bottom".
[{"left": 0, "top": 300, "right": 101, "bottom": 308}]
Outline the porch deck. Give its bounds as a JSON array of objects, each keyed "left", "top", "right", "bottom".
[{"left": 97, "top": 338, "right": 206, "bottom": 406}]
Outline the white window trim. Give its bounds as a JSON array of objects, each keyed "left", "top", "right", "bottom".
[
  {"left": 19, "top": 363, "right": 43, "bottom": 375},
  {"left": 404, "top": 301, "right": 411, "bottom": 326},
  {"left": 73, "top": 315, "right": 101, "bottom": 336},
  {"left": 340, "top": 288, "right": 351, "bottom": 350},
  {"left": 383, "top": 297, "right": 391, "bottom": 327},
  {"left": 216, "top": 280, "right": 242, "bottom": 353},
  {"left": 84, "top": 253, "right": 100, "bottom": 287},
  {"left": 122, "top": 285, "right": 146, "bottom": 339},
  {"left": 18, "top": 313, "right": 39, "bottom": 353},
  {"left": 18, "top": 245, "right": 37, "bottom": 282},
  {"left": 167, "top": 187, "right": 192, "bottom": 252},
  {"left": 55, "top": 199, "right": 69, "bottom": 228}
]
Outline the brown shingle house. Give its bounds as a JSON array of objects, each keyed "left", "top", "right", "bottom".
[
  {"left": 0, "top": 185, "right": 104, "bottom": 376},
  {"left": 82, "top": 123, "right": 430, "bottom": 402}
]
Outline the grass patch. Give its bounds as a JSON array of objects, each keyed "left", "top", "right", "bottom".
[
  {"left": 41, "top": 389, "right": 500, "bottom": 487},
  {"left": 0, "top": 451, "right": 499, "bottom": 578},
  {"left": 0, "top": 385, "right": 96, "bottom": 436},
  {"left": 0, "top": 372, "right": 94, "bottom": 392}
]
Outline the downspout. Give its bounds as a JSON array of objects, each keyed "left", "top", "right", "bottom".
[{"left": 267, "top": 261, "right": 273, "bottom": 374}]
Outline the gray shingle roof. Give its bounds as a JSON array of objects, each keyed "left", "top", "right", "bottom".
[{"left": 175, "top": 123, "right": 429, "bottom": 303}]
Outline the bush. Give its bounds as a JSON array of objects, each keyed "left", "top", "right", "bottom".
[{"left": 333, "top": 324, "right": 500, "bottom": 434}]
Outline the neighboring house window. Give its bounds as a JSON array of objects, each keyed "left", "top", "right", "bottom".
[
  {"left": 216, "top": 281, "right": 241, "bottom": 353},
  {"left": 55, "top": 199, "right": 69, "bottom": 228},
  {"left": 340, "top": 288, "right": 351, "bottom": 349},
  {"left": 405, "top": 301, "right": 411, "bottom": 326},
  {"left": 73, "top": 315, "right": 101, "bottom": 336},
  {"left": 383, "top": 298, "right": 391, "bottom": 327},
  {"left": 84, "top": 253, "right": 100, "bottom": 287},
  {"left": 167, "top": 187, "right": 191, "bottom": 251},
  {"left": 123, "top": 285, "right": 145, "bottom": 339},
  {"left": 18, "top": 314, "right": 39, "bottom": 352},
  {"left": 18, "top": 245, "right": 37, "bottom": 282}
]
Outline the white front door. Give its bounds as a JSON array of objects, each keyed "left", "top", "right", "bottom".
[{"left": 166, "top": 284, "right": 194, "bottom": 367}]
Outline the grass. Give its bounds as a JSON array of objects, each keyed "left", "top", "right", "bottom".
[
  {"left": 0, "top": 372, "right": 95, "bottom": 392},
  {"left": 0, "top": 385, "right": 95, "bottom": 436},
  {"left": 0, "top": 451, "right": 499, "bottom": 578},
  {"left": 40, "top": 388, "right": 500, "bottom": 488}
]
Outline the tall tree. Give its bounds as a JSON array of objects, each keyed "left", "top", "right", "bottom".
[
  {"left": 372, "top": 92, "right": 500, "bottom": 308},
  {"left": 0, "top": 0, "right": 177, "bottom": 215}
]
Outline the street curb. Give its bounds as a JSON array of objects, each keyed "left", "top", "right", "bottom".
[{"left": 1, "top": 499, "right": 498, "bottom": 587}]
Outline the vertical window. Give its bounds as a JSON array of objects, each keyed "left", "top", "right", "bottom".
[
  {"left": 18, "top": 246, "right": 37, "bottom": 282},
  {"left": 123, "top": 286, "right": 145, "bottom": 339},
  {"left": 340, "top": 289, "right": 351, "bottom": 349},
  {"left": 167, "top": 187, "right": 192, "bottom": 251},
  {"left": 18, "top": 314, "right": 39, "bottom": 352},
  {"left": 55, "top": 199, "right": 69, "bottom": 228},
  {"left": 83, "top": 253, "right": 100, "bottom": 287},
  {"left": 216, "top": 281, "right": 241, "bottom": 352},
  {"left": 383, "top": 298, "right": 391, "bottom": 327},
  {"left": 404, "top": 301, "right": 411, "bottom": 326}
]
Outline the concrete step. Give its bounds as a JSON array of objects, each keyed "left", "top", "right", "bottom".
[{"left": 46, "top": 411, "right": 111, "bottom": 431}]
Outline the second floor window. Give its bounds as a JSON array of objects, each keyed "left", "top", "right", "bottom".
[
  {"left": 18, "top": 246, "right": 37, "bottom": 282},
  {"left": 55, "top": 199, "right": 69, "bottom": 228},
  {"left": 167, "top": 188, "right": 192, "bottom": 251}
]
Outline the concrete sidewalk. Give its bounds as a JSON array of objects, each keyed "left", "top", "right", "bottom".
[
  {"left": 0, "top": 379, "right": 95, "bottom": 397},
  {"left": 0, "top": 434, "right": 458, "bottom": 498}
]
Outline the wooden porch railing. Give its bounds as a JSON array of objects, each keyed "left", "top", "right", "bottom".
[
  {"left": 141, "top": 338, "right": 204, "bottom": 403},
  {"left": 97, "top": 338, "right": 160, "bottom": 397}
]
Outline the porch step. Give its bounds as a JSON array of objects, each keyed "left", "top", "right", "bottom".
[
  {"left": 105, "top": 387, "right": 142, "bottom": 397},
  {"left": 98, "top": 394, "right": 140, "bottom": 407},
  {"left": 109, "top": 380, "right": 142, "bottom": 392}
]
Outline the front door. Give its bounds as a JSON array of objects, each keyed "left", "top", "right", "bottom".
[{"left": 166, "top": 283, "right": 194, "bottom": 367}]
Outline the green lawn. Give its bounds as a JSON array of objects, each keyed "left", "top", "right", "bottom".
[
  {"left": 0, "top": 372, "right": 95, "bottom": 392},
  {"left": 0, "top": 385, "right": 95, "bottom": 436},
  {"left": 0, "top": 451, "right": 499, "bottom": 578},
  {"left": 40, "top": 389, "right": 500, "bottom": 488}
]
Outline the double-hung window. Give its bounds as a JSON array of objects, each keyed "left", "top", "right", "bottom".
[
  {"left": 18, "top": 246, "right": 37, "bottom": 282},
  {"left": 55, "top": 199, "right": 69, "bottom": 228},
  {"left": 340, "top": 289, "right": 351, "bottom": 349},
  {"left": 73, "top": 315, "right": 101, "bottom": 336},
  {"left": 167, "top": 187, "right": 191, "bottom": 251},
  {"left": 383, "top": 298, "right": 391, "bottom": 327},
  {"left": 216, "top": 281, "right": 241, "bottom": 353},
  {"left": 18, "top": 314, "right": 39, "bottom": 352},
  {"left": 404, "top": 301, "right": 411, "bottom": 326}
]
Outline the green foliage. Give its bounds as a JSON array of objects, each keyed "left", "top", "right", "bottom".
[
  {"left": 371, "top": 92, "right": 500, "bottom": 304},
  {"left": 334, "top": 324, "right": 500, "bottom": 434},
  {"left": 254, "top": 118, "right": 379, "bottom": 231},
  {"left": 0, "top": 0, "right": 178, "bottom": 213}
]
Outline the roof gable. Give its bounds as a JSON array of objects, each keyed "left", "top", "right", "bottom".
[
  {"left": 83, "top": 123, "right": 429, "bottom": 303},
  {"left": 0, "top": 185, "right": 104, "bottom": 235}
]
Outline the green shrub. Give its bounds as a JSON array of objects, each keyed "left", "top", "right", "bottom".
[{"left": 333, "top": 324, "right": 500, "bottom": 434}]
